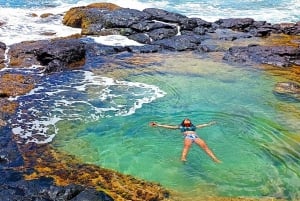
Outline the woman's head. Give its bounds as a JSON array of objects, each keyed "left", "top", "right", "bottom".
[{"left": 181, "top": 118, "right": 192, "bottom": 127}]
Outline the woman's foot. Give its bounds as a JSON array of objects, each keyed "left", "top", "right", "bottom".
[
  {"left": 181, "top": 158, "right": 187, "bottom": 162},
  {"left": 213, "top": 158, "right": 221, "bottom": 163}
]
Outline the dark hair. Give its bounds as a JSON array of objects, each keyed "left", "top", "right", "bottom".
[{"left": 180, "top": 118, "right": 193, "bottom": 127}]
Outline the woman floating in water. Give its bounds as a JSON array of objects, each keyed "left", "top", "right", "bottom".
[{"left": 150, "top": 118, "right": 221, "bottom": 163}]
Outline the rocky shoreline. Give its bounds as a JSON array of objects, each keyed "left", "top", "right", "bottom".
[{"left": 0, "top": 2, "right": 299, "bottom": 201}]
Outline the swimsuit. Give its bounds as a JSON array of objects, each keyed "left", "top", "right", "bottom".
[
  {"left": 179, "top": 125, "right": 199, "bottom": 142},
  {"left": 184, "top": 133, "right": 199, "bottom": 142},
  {"left": 179, "top": 125, "right": 196, "bottom": 132}
]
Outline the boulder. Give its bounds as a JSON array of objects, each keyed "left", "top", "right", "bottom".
[
  {"left": 34, "top": 38, "right": 86, "bottom": 73},
  {"left": 143, "top": 8, "right": 187, "bottom": 23},
  {"left": 9, "top": 40, "right": 49, "bottom": 67},
  {"left": 180, "top": 17, "right": 212, "bottom": 31},
  {"left": 101, "top": 8, "right": 151, "bottom": 28},
  {"left": 215, "top": 18, "right": 255, "bottom": 31},
  {"left": 63, "top": 3, "right": 121, "bottom": 28}
]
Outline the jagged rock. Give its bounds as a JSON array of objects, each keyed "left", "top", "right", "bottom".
[
  {"left": 128, "top": 33, "right": 152, "bottom": 44},
  {"left": 152, "top": 34, "right": 202, "bottom": 51},
  {"left": 34, "top": 38, "right": 86, "bottom": 73},
  {"left": 82, "top": 23, "right": 104, "bottom": 35},
  {"left": 274, "top": 22, "right": 300, "bottom": 35},
  {"left": 180, "top": 17, "right": 212, "bottom": 32},
  {"left": 102, "top": 8, "right": 151, "bottom": 28},
  {"left": 131, "top": 20, "right": 176, "bottom": 32},
  {"left": 9, "top": 40, "right": 49, "bottom": 67},
  {"left": 223, "top": 44, "right": 300, "bottom": 67},
  {"left": 249, "top": 27, "right": 273, "bottom": 37},
  {"left": 86, "top": 43, "right": 127, "bottom": 57},
  {"left": 0, "top": 177, "right": 113, "bottom": 201},
  {"left": 70, "top": 188, "right": 113, "bottom": 201},
  {"left": 147, "top": 27, "right": 178, "bottom": 41},
  {"left": 215, "top": 29, "right": 253, "bottom": 41},
  {"left": 215, "top": 18, "right": 255, "bottom": 31},
  {"left": 143, "top": 7, "right": 187, "bottom": 23},
  {"left": 62, "top": 3, "right": 121, "bottom": 28},
  {"left": 273, "top": 82, "right": 300, "bottom": 102}
]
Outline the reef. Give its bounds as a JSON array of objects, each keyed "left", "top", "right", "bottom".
[{"left": 0, "top": 2, "right": 300, "bottom": 201}]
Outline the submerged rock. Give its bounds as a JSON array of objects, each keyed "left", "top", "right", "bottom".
[
  {"left": 0, "top": 73, "right": 34, "bottom": 98},
  {"left": 273, "top": 82, "right": 300, "bottom": 102}
]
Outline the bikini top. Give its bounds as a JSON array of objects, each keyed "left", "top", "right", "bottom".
[{"left": 179, "top": 125, "right": 196, "bottom": 132}]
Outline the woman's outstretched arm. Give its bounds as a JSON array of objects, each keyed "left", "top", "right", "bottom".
[
  {"left": 196, "top": 121, "right": 217, "bottom": 128},
  {"left": 149, "top": 122, "right": 178, "bottom": 129}
]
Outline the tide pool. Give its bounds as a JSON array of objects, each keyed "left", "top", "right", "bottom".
[{"left": 51, "top": 53, "right": 300, "bottom": 200}]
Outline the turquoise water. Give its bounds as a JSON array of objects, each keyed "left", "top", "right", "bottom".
[{"left": 51, "top": 53, "right": 300, "bottom": 200}]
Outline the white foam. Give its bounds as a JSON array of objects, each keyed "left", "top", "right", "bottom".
[
  {"left": 0, "top": 6, "right": 80, "bottom": 45},
  {"left": 89, "top": 35, "right": 144, "bottom": 46},
  {"left": 172, "top": 0, "right": 300, "bottom": 23},
  {"left": 10, "top": 70, "right": 166, "bottom": 144}
]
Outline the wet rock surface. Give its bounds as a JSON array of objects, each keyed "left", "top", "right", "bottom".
[
  {"left": 223, "top": 44, "right": 300, "bottom": 67},
  {"left": 273, "top": 82, "right": 300, "bottom": 102},
  {"left": 0, "top": 42, "right": 6, "bottom": 69}
]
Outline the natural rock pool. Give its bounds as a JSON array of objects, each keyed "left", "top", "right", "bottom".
[{"left": 11, "top": 52, "right": 300, "bottom": 200}]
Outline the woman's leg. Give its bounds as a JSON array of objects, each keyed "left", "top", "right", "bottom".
[
  {"left": 181, "top": 138, "right": 193, "bottom": 161},
  {"left": 194, "top": 138, "right": 221, "bottom": 163}
]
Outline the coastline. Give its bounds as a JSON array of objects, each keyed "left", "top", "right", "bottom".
[{"left": 1, "top": 2, "right": 300, "bottom": 200}]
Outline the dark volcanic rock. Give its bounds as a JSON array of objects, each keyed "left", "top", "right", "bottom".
[
  {"left": 147, "top": 27, "right": 178, "bottom": 41},
  {"left": 143, "top": 7, "right": 187, "bottom": 23},
  {"left": 0, "top": 177, "right": 113, "bottom": 201},
  {"left": 35, "top": 38, "right": 86, "bottom": 73},
  {"left": 9, "top": 40, "right": 49, "bottom": 67},
  {"left": 131, "top": 20, "right": 176, "bottom": 32},
  {"left": 180, "top": 17, "right": 212, "bottom": 31},
  {"left": 128, "top": 33, "right": 152, "bottom": 44},
  {"left": 223, "top": 44, "right": 300, "bottom": 67},
  {"left": 275, "top": 22, "right": 300, "bottom": 35},
  {"left": 215, "top": 18, "right": 255, "bottom": 31},
  {"left": 102, "top": 8, "right": 151, "bottom": 28},
  {"left": 153, "top": 34, "right": 202, "bottom": 51},
  {"left": 86, "top": 43, "right": 127, "bottom": 56}
]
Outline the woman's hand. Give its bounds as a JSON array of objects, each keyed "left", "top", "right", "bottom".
[{"left": 209, "top": 121, "right": 217, "bottom": 125}]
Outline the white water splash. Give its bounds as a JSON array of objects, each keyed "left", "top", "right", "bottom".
[{"left": 10, "top": 70, "right": 166, "bottom": 144}]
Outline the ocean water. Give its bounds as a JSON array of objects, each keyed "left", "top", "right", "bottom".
[
  {"left": 0, "top": 0, "right": 300, "bottom": 45},
  {"left": 1, "top": 0, "right": 300, "bottom": 200}
]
